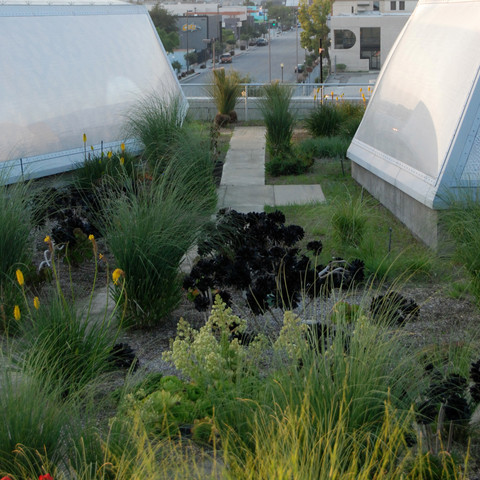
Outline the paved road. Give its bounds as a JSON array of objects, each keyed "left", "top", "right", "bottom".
[{"left": 180, "top": 28, "right": 323, "bottom": 96}]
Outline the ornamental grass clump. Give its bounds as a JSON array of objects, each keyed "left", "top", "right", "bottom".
[
  {"left": 102, "top": 142, "right": 216, "bottom": 327},
  {"left": 441, "top": 190, "right": 480, "bottom": 303},
  {"left": 331, "top": 194, "right": 369, "bottom": 248},
  {"left": 0, "top": 175, "right": 37, "bottom": 333},
  {"left": 0, "top": 365, "right": 72, "bottom": 476},
  {"left": 16, "top": 239, "right": 123, "bottom": 397},
  {"left": 223, "top": 305, "right": 440, "bottom": 478},
  {"left": 124, "top": 93, "right": 187, "bottom": 169},
  {"left": 305, "top": 102, "right": 344, "bottom": 138},
  {"left": 259, "top": 82, "right": 295, "bottom": 158},
  {"left": 74, "top": 148, "right": 139, "bottom": 192}
]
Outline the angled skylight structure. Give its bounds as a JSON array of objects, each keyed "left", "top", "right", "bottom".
[
  {"left": 348, "top": 0, "right": 480, "bottom": 247},
  {"left": 0, "top": 1, "right": 185, "bottom": 183}
]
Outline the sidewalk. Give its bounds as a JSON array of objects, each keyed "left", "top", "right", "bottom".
[{"left": 217, "top": 126, "right": 325, "bottom": 213}]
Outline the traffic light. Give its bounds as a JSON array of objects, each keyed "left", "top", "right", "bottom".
[{"left": 272, "top": 19, "right": 276, "bottom": 27}]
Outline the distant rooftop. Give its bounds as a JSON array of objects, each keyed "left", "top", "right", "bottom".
[{"left": 0, "top": 0, "right": 129, "bottom": 4}]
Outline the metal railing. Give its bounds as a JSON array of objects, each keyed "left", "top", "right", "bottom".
[
  {"left": 182, "top": 82, "right": 375, "bottom": 122},
  {"left": 181, "top": 81, "right": 375, "bottom": 100}
]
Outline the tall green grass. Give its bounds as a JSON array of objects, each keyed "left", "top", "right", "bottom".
[
  {"left": 258, "top": 82, "right": 295, "bottom": 158},
  {"left": 74, "top": 150, "right": 139, "bottom": 191},
  {"left": 440, "top": 190, "right": 480, "bottom": 303},
  {"left": 0, "top": 363, "right": 73, "bottom": 476},
  {"left": 123, "top": 93, "right": 187, "bottom": 168},
  {"left": 305, "top": 102, "right": 344, "bottom": 137},
  {"left": 305, "top": 101, "right": 365, "bottom": 140},
  {"left": 331, "top": 194, "right": 369, "bottom": 247},
  {"left": 0, "top": 176, "right": 36, "bottom": 334},
  {"left": 101, "top": 147, "right": 216, "bottom": 327},
  {"left": 19, "top": 294, "right": 117, "bottom": 396}
]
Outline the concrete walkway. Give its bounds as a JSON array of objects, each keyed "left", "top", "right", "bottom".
[{"left": 217, "top": 126, "right": 325, "bottom": 213}]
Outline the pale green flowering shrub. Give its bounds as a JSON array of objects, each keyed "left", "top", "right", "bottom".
[
  {"left": 163, "top": 296, "right": 248, "bottom": 382},
  {"left": 274, "top": 311, "right": 308, "bottom": 363}
]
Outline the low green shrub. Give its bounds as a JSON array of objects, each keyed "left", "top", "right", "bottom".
[
  {"left": 266, "top": 152, "right": 311, "bottom": 176},
  {"left": 296, "top": 136, "right": 350, "bottom": 161},
  {"left": 339, "top": 115, "right": 362, "bottom": 140}
]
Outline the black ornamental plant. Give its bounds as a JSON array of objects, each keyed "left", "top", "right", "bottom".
[{"left": 184, "top": 209, "right": 365, "bottom": 314}]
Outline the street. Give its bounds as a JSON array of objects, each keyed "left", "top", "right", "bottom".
[{"left": 180, "top": 28, "right": 322, "bottom": 95}]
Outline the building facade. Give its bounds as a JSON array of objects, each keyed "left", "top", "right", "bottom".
[{"left": 328, "top": 0, "right": 417, "bottom": 71}]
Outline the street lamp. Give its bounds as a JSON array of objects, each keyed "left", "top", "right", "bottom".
[
  {"left": 185, "top": 10, "right": 193, "bottom": 72},
  {"left": 280, "top": 63, "right": 284, "bottom": 83},
  {"left": 186, "top": 11, "right": 190, "bottom": 72}
]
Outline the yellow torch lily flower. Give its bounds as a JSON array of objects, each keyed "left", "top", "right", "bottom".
[
  {"left": 14, "top": 305, "right": 21, "bottom": 321},
  {"left": 121, "top": 142, "right": 125, "bottom": 152},
  {"left": 34, "top": 296, "right": 40, "bottom": 310},
  {"left": 83, "top": 133, "right": 87, "bottom": 143},
  {"left": 16, "top": 269, "right": 24, "bottom": 286},
  {"left": 120, "top": 156, "right": 125, "bottom": 166},
  {"left": 112, "top": 268, "right": 125, "bottom": 285}
]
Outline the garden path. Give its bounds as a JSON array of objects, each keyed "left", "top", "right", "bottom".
[{"left": 217, "top": 126, "right": 325, "bottom": 213}]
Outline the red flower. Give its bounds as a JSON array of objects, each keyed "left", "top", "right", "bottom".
[
  {"left": 1, "top": 477, "right": 12, "bottom": 480},
  {"left": 39, "top": 475, "right": 53, "bottom": 480}
]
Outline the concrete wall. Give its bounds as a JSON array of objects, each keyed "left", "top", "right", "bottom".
[
  {"left": 329, "top": 13, "right": 410, "bottom": 71},
  {"left": 352, "top": 162, "right": 440, "bottom": 248}
]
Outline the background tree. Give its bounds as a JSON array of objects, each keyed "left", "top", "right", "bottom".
[
  {"left": 149, "top": 4, "right": 180, "bottom": 53},
  {"left": 149, "top": 4, "right": 177, "bottom": 33},
  {"left": 298, "top": 0, "right": 331, "bottom": 63},
  {"left": 157, "top": 29, "right": 179, "bottom": 53},
  {"left": 171, "top": 60, "right": 182, "bottom": 74},
  {"left": 266, "top": 3, "right": 295, "bottom": 29}
]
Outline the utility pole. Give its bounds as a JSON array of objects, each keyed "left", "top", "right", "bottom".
[
  {"left": 319, "top": 38, "right": 323, "bottom": 83},
  {"left": 268, "top": 21, "right": 271, "bottom": 82},
  {"left": 295, "top": 10, "right": 299, "bottom": 71}
]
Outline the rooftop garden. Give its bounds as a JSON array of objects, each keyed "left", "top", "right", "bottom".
[{"left": 0, "top": 87, "right": 479, "bottom": 479}]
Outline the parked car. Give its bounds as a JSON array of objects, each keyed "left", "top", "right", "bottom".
[
  {"left": 294, "top": 64, "right": 304, "bottom": 73},
  {"left": 248, "top": 38, "right": 258, "bottom": 46},
  {"left": 256, "top": 38, "right": 268, "bottom": 46},
  {"left": 220, "top": 53, "right": 232, "bottom": 64}
]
